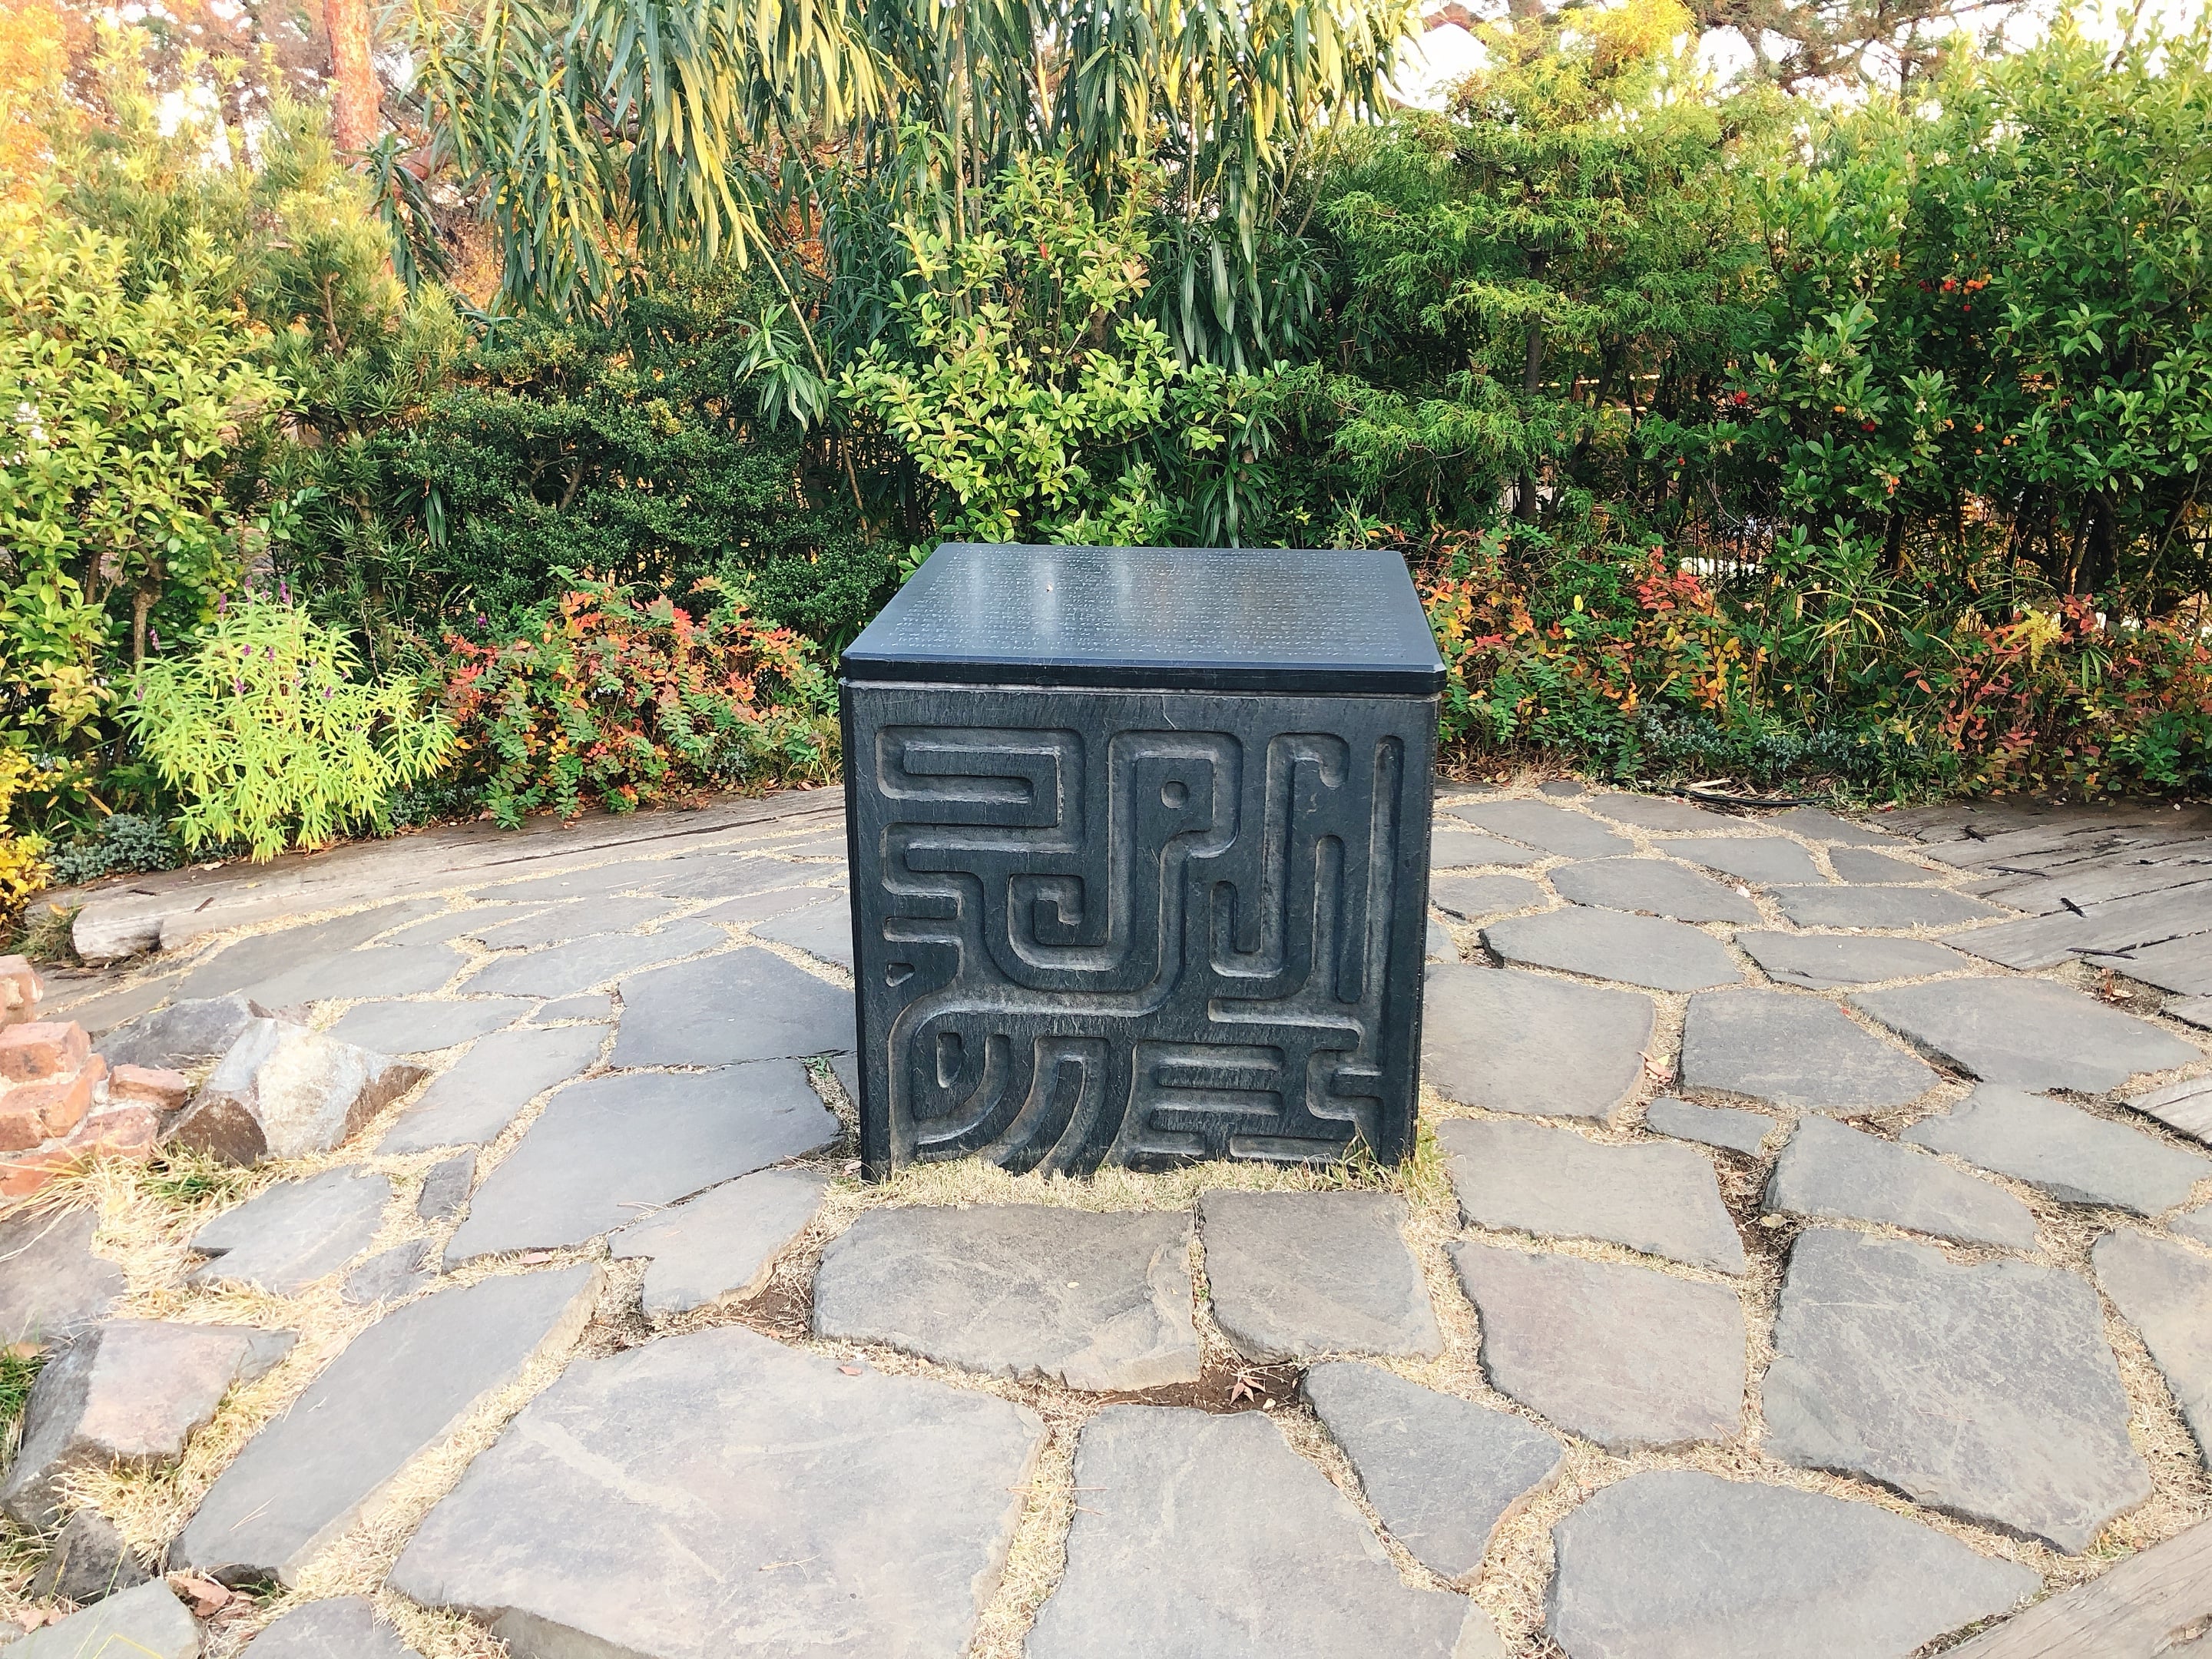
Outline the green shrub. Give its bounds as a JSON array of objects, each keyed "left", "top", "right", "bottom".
[{"left": 45, "top": 813, "right": 180, "bottom": 886}]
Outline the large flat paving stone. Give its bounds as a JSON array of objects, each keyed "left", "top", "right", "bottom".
[
  {"left": 466, "top": 898, "right": 682, "bottom": 949},
  {"left": 1423, "top": 965, "right": 1654, "bottom": 1121},
  {"left": 1429, "top": 873, "right": 1545, "bottom": 920},
  {"left": 175, "top": 1264, "right": 602, "bottom": 1586},
  {"left": 1641, "top": 1095, "right": 1773, "bottom": 1154},
  {"left": 623, "top": 851, "right": 807, "bottom": 902},
  {"left": 611, "top": 1168, "right": 828, "bottom": 1317},
  {"left": 0, "top": 1208, "right": 121, "bottom": 1345},
  {"left": 1680, "top": 989, "right": 1937, "bottom": 1113},
  {"left": 326, "top": 997, "right": 535, "bottom": 1054},
  {"left": 2176, "top": 1204, "right": 2212, "bottom": 1246},
  {"left": 1766, "top": 1117, "right": 2038, "bottom": 1249},
  {"left": 1439, "top": 1118, "right": 1744, "bottom": 1273},
  {"left": 1654, "top": 836, "right": 1825, "bottom": 886},
  {"left": 378, "top": 1025, "right": 607, "bottom": 1154},
  {"left": 189, "top": 1169, "right": 392, "bottom": 1293},
  {"left": 611, "top": 947, "right": 853, "bottom": 1067},
  {"left": 1736, "top": 931, "right": 1974, "bottom": 989},
  {"left": 1027, "top": 1406, "right": 1485, "bottom": 1659},
  {"left": 178, "top": 903, "right": 445, "bottom": 1000},
  {"left": 1770, "top": 886, "right": 2005, "bottom": 929},
  {"left": 1483, "top": 909, "right": 1741, "bottom": 992},
  {"left": 1302, "top": 1362, "right": 1563, "bottom": 1579},
  {"left": 449, "top": 1065, "right": 838, "bottom": 1260},
  {"left": 1551, "top": 859, "right": 1759, "bottom": 925},
  {"left": 1901, "top": 1084, "right": 2211, "bottom": 1214},
  {"left": 1449, "top": 1242, "right": 1743, "bottom": 1451},
  {"left": 813, "top": 1205, "right": 1199, "bottom": 1390},
  {"left": 2098, "top": 932, "right": 2212, "bottom": 995},
  {"left": 463, "top": 921, "right": 728, "bottom": 999},
  {"left": 1450, "top": 800, "right": 1631, "bottom": 859},
  {"left": 1830, "top": 846, "right": 1939, "bottom": 884},
  {"left": 248, "top": 1597, "right": 422, "bottom": 1659},
  {"left": 1429, "top": 826, "right": 1544, "bottom": 869},
  {"left": 751, "top": 896, "right": 854, "bottom": 969},
  {"left": 2128, "top": 1074, "right": 2212, "bottom": 1144},
  {"left": 468, "top": 863, "right": 651, "bottom": 902},
  {"left": 389, "top": 1324, "right": 1044, "bottom": 1659},
  {"left": 1766, "top": 806, "right": 1904, "bottom": 846},
  {"left": 2091, "top": 1228, "right": 2212, "bottom": 1463},
  {"left": 1198, "top": 1190, "right": 1442, "bottom": 1362},
  {"left": 1854, "top": 976, "right": 2202, "bottom": 1092},
  {"left": 1545, "top": 1469, "right": 2038, "bottom": 1659},
  {"left": 1584, "top": 793, "right": 1734, "bottom": 833},
  {"left": 1763, "top": 1229, "right": 2150, "bottom": 1553},
  {"left": 8, "top": 1581, "right": 200, "bottom": 1659}
]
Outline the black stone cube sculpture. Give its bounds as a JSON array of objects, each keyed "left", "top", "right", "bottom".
[{"left": 839, "top": 544, "right": 1444, "bottom": 1179}]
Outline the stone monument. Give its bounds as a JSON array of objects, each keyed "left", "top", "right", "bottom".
[{"left": 839, "top": 543, "right": 1444, "bottom": 1179}]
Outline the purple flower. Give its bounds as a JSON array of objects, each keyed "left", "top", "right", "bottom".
[
  {"left": 233, "top": 678, "right": 244, "bottom": 695},
  {"left": 280, "top": 578, "right": 290, "bottom": 604},
  {"left": 149, "top": 628, "right": 160, "bottom": 651},
  {"left": 217, "top": 594, "right": 227, "bottom": 615}
]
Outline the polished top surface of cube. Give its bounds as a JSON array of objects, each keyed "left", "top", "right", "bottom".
[{"left": 840, "top": 543, "right": 1446, "bottom": 694}]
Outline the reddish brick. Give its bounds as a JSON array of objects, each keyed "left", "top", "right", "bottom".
[
  {"left": 9, "top": 1055, "right": 104, "bottom": 1137},
  {"left": 67, "top": 1105, "right": 158, "bottom": 1160},
  {"left": 0, "top": 1022, "right": 87, "bottom": 1084},
  {"left": 108, "top": 1065, "right": 190, "bottom": 1114},
  {"left": 0, "top": 1101, "right": 41, "bottom": 1152},
  {"left": 0, "top": 1146, "right": 84, "bottom": 1200}
]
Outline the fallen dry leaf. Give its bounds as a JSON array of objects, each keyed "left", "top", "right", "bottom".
[{"left": 170, "top": 1575, "right": 232, "bottom": 1617}]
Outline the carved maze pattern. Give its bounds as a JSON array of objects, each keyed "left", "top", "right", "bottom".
[{"left": 846, "top": 689, "right": 1435, "bottom": 1176}]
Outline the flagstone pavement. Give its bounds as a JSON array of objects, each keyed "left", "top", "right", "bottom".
[{"left": 7, "top": 782, "right": 2212, "bottom": 1659}]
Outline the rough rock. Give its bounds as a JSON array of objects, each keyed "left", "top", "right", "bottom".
[
  {"left": 1028, "top": 1406, "right": 1483, "bottom": 1659},
  {"left": 1301, "top": 1362, "right": 1563, "bottom": 1578},
  {"left": 1549, "top": 859, "right": 1760, "bottom": 925},
  {"left": 467, "top": 899, "right": 680, "bottom": 949},
  {"left": 189, "top": 1169, "right": 392, "bottom": 1293},
  {"left": 2128, "top": 1074, "right": 2212, "bottom": 1144},
  {"left": 1439, "top": 1117, "right": 1745, "bottom": 1272},
  {"left": 462, "top": 920, "right": 727, "bottom": 1000},
  {"left": 1855, "top": 979, "right": 2201, "bottom": 1091},
  {"left": 246, "top": 1598, "right": 422, "bottom": 1659},
  {"left": 1429, "top": 873, "right": 1544, "bottom": 921},
  {"left": 388, "top": 1324, "right": 1044, "bottom": 1659},
  {"left": 1652, "top": 836, "right": 1824, "bottom": 886},
  {"left": 341, "top": 1242, "right": 436, "bottom": 1306},
  {"left": 1734, "top": 932, "right": 1972, "bottom": 989},
  {"left": 1422, "top": 965, "right": 1654, "bottom": 1121},
  {"left": 1198, "top": 1190, "right": 1442, "bottom": 1362},
  {"left": 1483, "top": 909, "right": 1742, "bottom": 992},
  {"left": 2091, "top": 1229, "right": 2212, "bottom": 1462},
  {"left": 1766, "top": 806, "right": 1902, "bottom": 846},
  {"left": 1641, "top": 1095, "right": 1773, "bottom": 1155},
  {"left": 813, "top": 1205, "right": 1199, "bottom": 1389},
  {"left": 8, "top": 1580, "right": 199, "bottom": 1659},
  {"left": 1545, "top": 1469, "right": 2038, "bottom": 1659},
  {"left": 1679, "top": 990, "right": 1937, "bottom": 1113},
  {"left": 1767, "top": 884, "right": 2006, "bottom": 929},
  {"left": 611, "top": 1168, "right": 828, "bottom": 1317},
  {"left": 1829, "top": 846, "right": 1938, "bottom": 884},
  {"left": 174, "top": 1264, "right": 603, "bottom": 1587},
  {"left": 377, "top": 1025, "right": 604, "bottom": 1154},
  {"left": 25, "top": 1508, "right": 150, "bottom": 1604},
  {"left": 415, "top": 1154, "right": 474, "bottom": 1224},
  {"left": 1901, "top": 1085, "right": 2211, "bottom": 1214},
  {"left": 1764, "top": 1117, "right": 2038, "bottom": 1248},
  {"left": 326, "top": 998, "right": 535, "bottom": 1055},
  {"left": 1763, "top": 1228, "right": 2151, "bottom": 1554},
  {"left": 1429, "top": 826, "right": 1544, "bottom": 869},
  {"left": 447, "top": 1065, "right": 839, "bottom": 1260},
  {"left": 169, "top": 1020, "right": 426, "bottom": 1164},
  {"left": 1449, "top": 1242, "right": 1743, "bottom": 1451},
  {"left": 1450, "top": 800, "right": 1631, "bottom": 859},
  {"left": 611, "top": 948, "right": 853, "bottom": 1068},
  {"left": 71, "top": 906, "right": 164, "bottom": 965},
  {"left": 96, "top": 994, "right": 270, "bottom": 1071},
  {"left": 0, "top": 1208, "right": 122, "bottom": 1345},
  {"left": 753, "top": 896, "right": 854, "bottom": 969},
  {"left": 1, "top": 1319, "right": 293, "bottom": 1525}
]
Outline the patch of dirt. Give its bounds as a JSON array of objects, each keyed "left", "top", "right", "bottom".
[{"left": 1095, "top": 1356, "right": 1305, "bottom": 1415}]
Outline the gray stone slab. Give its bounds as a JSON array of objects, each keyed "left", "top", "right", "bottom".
[
  {"left": 389, "top": 1323, "right": 1043, "bottom": 1659},
  {"left": 1763, "top": 1228, "right": 2150, "bottom": 1553},
  {"left": 174, "top": 1264, "right": 602, "bottom": 1586},
  {"left": 1449, "top": 1242, "right": 1743, "bottom": 1451},
  {"left": 97, "top": 992, "right": 270, "bottom": 1070},
  {"left": 2176, "top": 1204, "right": 2212, "bottom": 1247},
  {"left": 462, "top": 921, "right": 727, "bottom": 999},
  {"left": 378, "top": 1025, "right": 606, "bottom": 1154},
  {"left": 416, "top": 1154, "right": 475, "bottom": 1225},
  {"left": 325, "top": 998, "right": 535, "bottom": 1054},
  {"left": 173, "top": 1018, "right": 429, "bottom": 1164},
  {"left": 0, "top": 1209, "right": 121, "bottom": 1346},
  {"left": 8, "top": 1581, "right": 199, "bottom": 1659},
  {"left": 694, "top": 884, "right": 830, "bottom": 927},
  {"left": 815, "top": 1206, "right": 1199, "bottom": 1390},
  {"left": 1654, "top": 836, "right": 1826, "bottom": 886},
  {"left": 1198, "top": 1190, "right": 1442, "bottom": 1362},
  {"left": 2094, "top": 932, "right": 2212, "bottom": 996},
  {"left": 1426, "top": 915, "right": 1457, "bottom": 963},
  {"left": 1429, "top": 873, "right": 1544, "bottom": 921},
  {"left": 1483, "top": 908, "right": 1741, "bottom": 992},
  {"left": 342, "top": 1242, "right": 436, "bottom": 1306},
  {"left": 465, "top": 898, "right": 683, "bottom": 949},
  {"left": 247, "top": 1598, "right": 421, "bottom": 1659},
  {"left": 1681, "top": 989, "right": 1938, "bottom": 1114},
  {"left": 530, "top": 992, "right": 614, "bottom": 1025},
  {"left": 611, "top": 1168, "right": 829, "bottom": 1317},
  {"left": 752, "top": 896, "right": 853, "bottom": 969},
  {"left": 1422, "top": 965, "right": 1654, "bottom": 1121},
  {"left": 1766, "top": 806, "right": 1902, "bottom": 845},
  {"left": 1736, "top": 931, "right": 1974, "bottom": 989},
  {"left": 370, "top": 908, "right": 535, "bottom": 949},
  {"left": 2171, "top": 995, "right": 2212, "bottom": 1030},
  {"left": 2093, "top": 1228, "right": 2212, "bottom": 1464},
  {"left": 1551, "top": 859, "right": 1760, "bottom": 925},
  {"left": 1957, "top": 886, "right": 2212, "bottom": 971},
  {"left": 1545, "top": 1469, "right": 2038, "bottom": 1659},
  {"left": 1770, "top": 886, "right": 2006, "bottom": 929},
  {"left": 1766, "top": 1117, "right": 2038, "bottom": 1248},
  {"left": 611, "top": 947, "right": 853, "bottom": 1068},
  {"left": 26, "top": 1508, "right": 151, "bottom": 1603},
  {"left": 1641, "top": 1095, "right": 1774, "bottom": 1155},
  {"left": 448, "top": 1065, "right": 839, "bottom": 1260},
  {"left": 177, "top": 902, "right": 445, "bottom": 1000},
  {"left": 1028, "top": 1406, "right": 1482, "bottom": 1659},
  {"left": 51, "top": 977, "right": 175, "bottom": 1038},
  {"left": 1585, "top": 793, "right": 1733, "bottom": 833},
  {"left": 239, "top": 943, "right": 470, "bottom": 1009},
  {"left": 1830, "top": 846, "right": 1939, "bottom": 884},
  {"left": 1301, "top": 1362, "right": 1563, "bottom": 1579},
  {"left": 1429, "top": 826, "right": 1544, "bottom": 869},
  {"left": 1902, "top": 1085, "right": 2211, "bottom": 1214},
  {"left": 624, "top": 852, "right": 803, "bottom": 902},
  {"left": 1855, "top": 977, "right": 2202, "bottom": 1092},
  {"left": 190, "top": 1169, "right": 392, "bottom": 1293},
  {"left": 2128, "top": 1074, "right": 2212, "bottom": 1144},
  {"left": 467, "top": 864, "right": 647, "bottom": 902},
  {"left": 0, "top": 1320, "right": 293, "bottom": 1525},
  {"left": 1451, "top": 800, "right": 1631, "bottom": 859},
  {"left": 1439, "top": 1118, "right": 1745, "bottom": 1273}
]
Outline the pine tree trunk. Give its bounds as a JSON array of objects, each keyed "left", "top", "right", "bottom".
[{"left": 326, "top": 0, "right": 378, "bottom": 152}]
